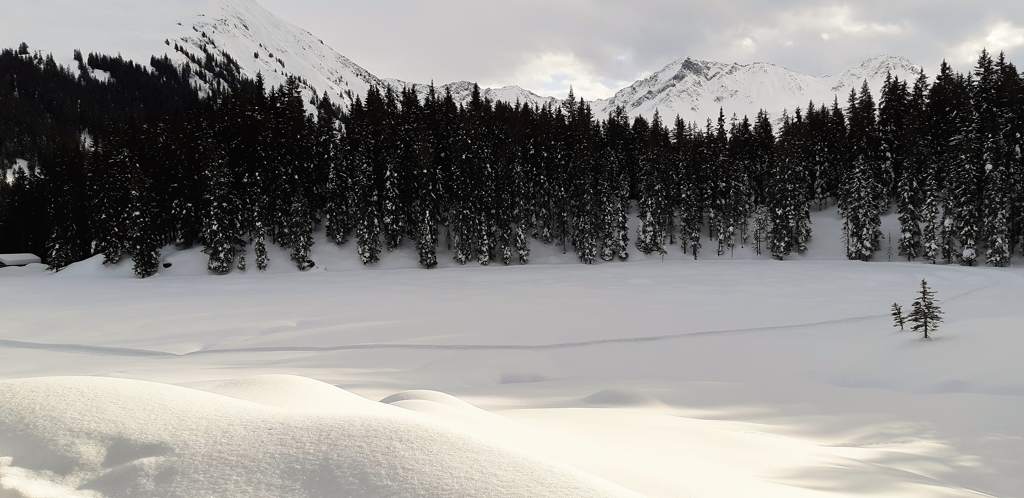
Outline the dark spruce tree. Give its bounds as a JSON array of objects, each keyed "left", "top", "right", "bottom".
[
  {"left": 347, "top": 96, "right": 383, "bottom": 265},
  {"left": 201, "top": 144, "right": 241, "bottom": 275},
  {"left": 921, "top": 171, "right": 942, "bottom": 264},
  {"left": 978, "top": 51, "right": 1015, "bottom": 267},
  {"left": 897, "top": 71, "right": 931, "bottom": 261},
  {"left": 404, "top": 85, "right": 438, "bottom": 269},
  {"left": 908, "top": 279, "right": 943, "bottom": 339},
  {"left": 676, "top": 122, "right": 704, "bottom": 260},
  {"left": 891, "top": 303, "right": 906, "bottom": 331},
  {"left": 838, "top": 85, "right": 883, "bottom": 261},
  {"left": 948, "top": 70, "right": 982, "bottom": 266},
  {"left": 89, "top": 135, "right": 135, "bottom": 265}
]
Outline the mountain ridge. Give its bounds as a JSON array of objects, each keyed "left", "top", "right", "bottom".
[
  {"left": 3, "top": 0, "right": 922, "bottom": 122},
  {"left": 590, "top": 54, "right": 922, "bottom": 123}
]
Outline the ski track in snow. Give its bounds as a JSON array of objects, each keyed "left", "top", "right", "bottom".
[
  {"left": 0, "top": 277, "right": 995, "bottom": 358},
  {"left": 190, "top": 275, "right": 996, "bottom": 356},
  {"left": 186, "top": 314, "right": 900, "bottom": 354},
  {"left": 0, "top": 339, "right": 171, "bottom": 357}
]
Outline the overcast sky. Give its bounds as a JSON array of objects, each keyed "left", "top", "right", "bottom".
[{"left": 259, "top": 0, "right": 1024, "bottom": 99}]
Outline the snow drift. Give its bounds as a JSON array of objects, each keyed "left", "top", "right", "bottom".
[{"left": 0, "top": 376, "right": 636, "bottom": 498}]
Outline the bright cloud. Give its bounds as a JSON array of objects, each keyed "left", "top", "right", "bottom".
[
  {"left": 256, "top": 0, "right": 1023, "bottom": 97},
  {"left": 817, "top": 6, "right": 904, "bottom": 35},
  {"left": 736, "top": 37, "right": 757, "bottom": 52},
  {"left": 493, "top": 52, "right": 633, "bottom": 100},
  {"left": 741, "top": 5, "right": 903, "bottom": 49},
  {"left": 954, "top": 22, "right": 1024, "bottom": 63}
]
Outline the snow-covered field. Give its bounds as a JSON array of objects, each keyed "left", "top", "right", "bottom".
[{"left": 2, "top": 213, "right": 1023, "bottom": 497}]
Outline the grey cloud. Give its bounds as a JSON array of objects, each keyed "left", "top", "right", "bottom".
[{"left": 262, "top": 0, "right": 1024, "bottom": 97}]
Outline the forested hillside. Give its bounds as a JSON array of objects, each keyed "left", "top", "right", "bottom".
[{"left": 1, "top": 44, "right": 1022, "bottom": 277}]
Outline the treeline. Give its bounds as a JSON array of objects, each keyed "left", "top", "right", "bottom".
[{"left": 1, "top": 44, "right": 1022, "bottom": 277}]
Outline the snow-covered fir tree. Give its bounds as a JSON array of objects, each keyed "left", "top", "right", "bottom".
[
  {"left": 920, "top": 173, "right": 942, "bottom": 264},
  {"left": 983, "top": 162, "right": 1012, "bottom": 266},
  {"left": 751, "top": 205, "right": 770, "bottom": 256},
  {"left": 89, "top": 138, "right": 135, "bottom": 265},
  {"left": 201, "top": 153, "right": 241, "bottom": 275},
  {"left": 130, "top": 202, "right": 163, "bottom": 279},
  {"left": 254, "top": 222, "right": 269, "bottom": 271},
  {"left": 415, "top": 205, "right": 438, "bottom": 269},
  {"left": 636, "top": 180, "right": 666, "bottom": 256},
  {"left": 286, "top": 196, "right": 315, "bottom": 271},
  {"left": 841, "top": 156, "right": 883, "bottom": 261},
  {"left": 895, "top": 170, "right": 922, "bottom": 260},
  {"left": 323, "top": 155, "right": 352, "bottom": 246}
]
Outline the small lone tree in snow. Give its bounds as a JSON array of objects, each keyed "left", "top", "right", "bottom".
[
  {"left": 908, "top": 279, "right": 943, "bottom": 339},
  {"left": 890, "top": 303, "right": 906, "bottom": 331}
]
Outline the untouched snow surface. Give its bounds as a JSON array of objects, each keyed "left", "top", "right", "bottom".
[{"left": 1, "top": 210, "right": 1023, "bottom": 497}]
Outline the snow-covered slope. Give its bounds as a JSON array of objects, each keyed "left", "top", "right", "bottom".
[
  {"left": 2, "top": 0, "right": 387, "bottom": 106},
  {"left": 172, "top": 0, "right": 387, "bottom": 103},
  {"left": 386, "top": 79, "right": 560, "bottom": 109},
  {"left": 828, "top": 55, "right": 924, "bottom": 98},
  {"left": 592, "top": 55, "right": 922, "bottom": 123},
  {"left": 1, "top": 0, "right": 552, "bottom": 109}
]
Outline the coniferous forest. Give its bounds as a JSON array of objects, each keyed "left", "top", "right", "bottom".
[{"left": 2, "top": 43, "right": 1023, "bottom": 277}]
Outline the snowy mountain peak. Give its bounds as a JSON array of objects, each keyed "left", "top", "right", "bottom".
[
  {"left": 5, "top": 1, "right": 921, "bottom": 121},
  {"left": 592, "top": 55, "right": 922, "bottom": 123},
  {"left": 169, "top": 0, "right": 386, "bottom": 104},
  {"left": 844, "top": 54, "right": 921, "bottom": 77},
  {"left": 592, "top": 57, "right": 821, "bottom": 122},
  {"left": 2, "top": 0, "right": 389, "bottom": 106},
  {"left": 385, "top": 79, "right": 559, "bottom": 109},
  {"left": 830, "top": 55, "right": 923, "bottom": 93}
]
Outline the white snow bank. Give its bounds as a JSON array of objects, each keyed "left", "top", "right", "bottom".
[
  {"left": 381, "top": 389, "right": 482, "bottom": 410},
  {"left": 381, "top": 390, "right": 498, "bottom": 422},
  {"left": 0, "top": 263, "right": 46, "bottom": 276},
  {"left": 54, "top": 255, "right": 135, "bottom": 278},
  {"left": 0, "top": 377, "right": 637, "bottom": 498},
  {"left": 196, "top": 374, "right": 391, "bottom": 414},
  {"left": 0, "top": 254, "right": 41, "bottom": 266}
]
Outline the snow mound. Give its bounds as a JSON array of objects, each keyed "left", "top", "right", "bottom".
[
  {"left": 582, "top": 388, "right": 661, "bottom": 407},
  {"left": 381, "top": 390, "right": 494, "bottom": 420},
  {"left": 381, "top": 389, "right": 480, "bottom": 409},
  {"left": 196, "top": 375, "right": 390, "bottom": 414},
  {"left": 54, "top": 255, "right": 135, "bottom": 279},
  {"left": 0, "top": 377, "right": 635, "bottom": 498}
]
